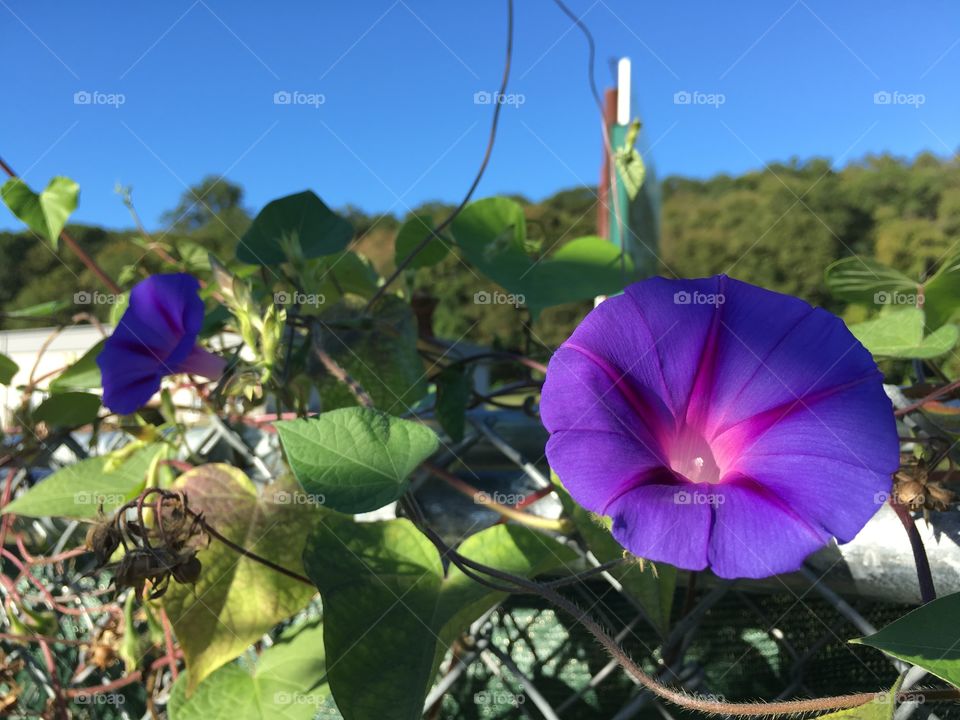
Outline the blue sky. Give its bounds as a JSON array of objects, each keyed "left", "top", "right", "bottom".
[{"left": 2, "top": 0, "right": 958, "bottom": 230}]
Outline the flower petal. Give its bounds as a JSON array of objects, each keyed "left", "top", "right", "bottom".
[
  {"left": 127, "top": 273, "right": 205, "bottom": 354},
  {"left": 542, "top": 343, "right": 671, "bottom": 511},
  {"left": 541, "top": 274, "right": 899, "bottom": 579},
  {"left": 706, "top": 305, "right": 882, "bottom": 438},
  {"left": 718, "top": 380, "right": 897, "bottom": 541},
  {"left": 547, "top": 430, "right": 667, "bottom": 513},
  {"left": 624, "top": 276, "right": 724, "bottom": 420},
  {"left": 607, "top": 482, "right": 713, "bottom": 570},
  {"left": 97, "top": 273, "right": 206, "bottom": 414},
  {"left": 707, "top": 480, "right": 831, "bottom": 579},
  {"left": 98, "top": 354, "right": 163, "bottom": 415}
]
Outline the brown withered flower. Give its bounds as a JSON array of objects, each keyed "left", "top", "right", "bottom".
[{"left": 894, "top": 456, "right": 956, "bottom": 520}]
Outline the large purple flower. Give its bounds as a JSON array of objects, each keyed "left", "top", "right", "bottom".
[
  {"left": 541, "top": 275, "right": 898, "bottom": 579},
  {"left": 97, "top": 274, "right": 225, "bottom": 414}
]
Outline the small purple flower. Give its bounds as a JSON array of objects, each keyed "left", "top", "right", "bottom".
[
  {"left": 541, "top": 275, "right": 898, "bottom": 579},
  {"left": 97, "top": 273, "right": 225, "bottom": 414}
]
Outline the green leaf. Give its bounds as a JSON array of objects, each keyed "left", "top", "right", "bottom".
[
  {"left": 554, "top": 478, "right": 675, "bottom": 637},
  {"left": 3, "top": 299, "right": 72, "bottom": 319},
  {"left": 825, "top": 254, "right": 960, "bottom": 331},
  {"left": 316, "top": 251, "right": 379, "bottom": 300},
  {"left": 49, "top": 340, "right": 105, "bottom": 392},
  {"left": 451, "top": 198, "right": 631, "bottom": 316},
  {"left": 119, "top": 593, "right": 143, "bottom": 672},
  {"left": 450, "top": 197, "right": 535, "bottom": 296},
  {"left": 167, "top": 619, "right": 338, "bottom": 719},
  {"left": 435, "top": 365, "right": 471, "bottom": 442},
  {"left": 848, "top": 308, "right": 958, "bottom": 359},
  {"left": 313, "top": 295, "right": 428, "bottom": 413},
  {"left": 302, "top": 516, "right": 575, "bottom": 720},
  {"left": 394, "top": 214, "right": 449, "bottom": 269},
  {"left": 528, "top": 235, "right": 634, "bottom": 314},
  {"left": 923, "top": 251, "right": 960, "bottom": 329},
  {"left": 33, "top": 392, "right": 101, "bottom": 427},
  {"left": 1, "top": 444, "right": 161, "bottom": 518},
  {"left": 161, "top": 466, "right": 318, "bottom": 693},
  {"left": 276, "top": 407, "right": 438, "bottom": 514},
  {"left": 0, "top": 353, "right": 18, "bottom": 385},
  {"left": 614, "top": 120, "right": 646, "bottom": 201},
  {"left": 854, "top": 592, "right": 960, "bottom": 688},
  {"left": 236, "top": 190, "right": 353, "bottom": 265},
  {"left": 825, "top": 257, "right": 918, "bottom": 307},
  {"left": 1, "top": 176, "right": 79, "bottom": 248}
]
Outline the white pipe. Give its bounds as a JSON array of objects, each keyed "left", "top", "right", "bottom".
[{"left": 617, "top": 57, "right": 631, "bottom": 125}]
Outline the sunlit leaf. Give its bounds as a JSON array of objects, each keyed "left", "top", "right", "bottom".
[
  {"left": 167, "top": 619, "right": 338, "bottom": 719},
  {"left": 615, "top": 120, "right": 646, "bottom": 201},
  {"left": 848, "top": 308, "right": 958, "bottom": 359},
  {"left": 162, "top": 466, "right": 318, "bottom": 694},
  {"left": 1, "top": 444, "right": 161, "bottom": 518},
  {"left": 1, "top": 176, "right": 78, "bottom": 248},
  {"left": 276, "top": 407, "right": 438, "bottom": 514}
]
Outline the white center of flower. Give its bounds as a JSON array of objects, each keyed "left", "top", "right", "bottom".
[{"left": 668, "top": 426, "right": 722, "bottom": 485}]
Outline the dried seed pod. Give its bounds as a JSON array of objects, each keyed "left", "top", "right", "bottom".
[{"left": 85, "top": 518, "right": 123, "bottom": 567}]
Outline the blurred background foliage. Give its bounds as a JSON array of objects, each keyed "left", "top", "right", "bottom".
[{"left": 4, "top": 151, "right": 958, "bottom": 350}]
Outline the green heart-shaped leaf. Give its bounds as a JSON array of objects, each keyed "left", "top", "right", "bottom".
[{"left": 1, "top": 176, "right": 79, "bottom": 248}]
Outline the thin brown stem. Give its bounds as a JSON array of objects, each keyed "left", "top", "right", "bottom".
[
  {"left": 367, "top": 0, "right": 514, "bottom": 310},
  {"left": 896, "top": 379, "right": 960, "bottom": 416}
]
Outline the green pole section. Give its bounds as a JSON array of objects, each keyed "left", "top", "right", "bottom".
[{"left": 608, "top": 123, "right": 660, "bottom": 279}]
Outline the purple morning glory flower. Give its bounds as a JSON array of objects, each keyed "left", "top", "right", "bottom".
[
  {"left": 541, "top": 275, "right": 899, "bottom": 579},
  {"left": 97, "top": 273, "right": 225, "bottom": 414}
]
